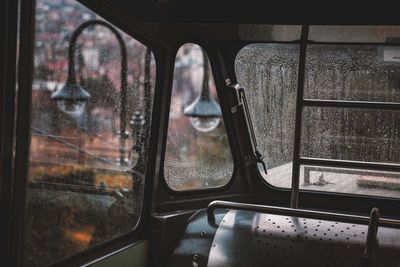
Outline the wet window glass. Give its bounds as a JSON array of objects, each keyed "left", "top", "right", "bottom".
[
  {"left": 164, "top": 43, "right": 233, "bottom": 191},
  {"left": 235, "top": 44, "right": 299, "bottom": 188},
  {"left": 235, "top": 38, "right": 400, "bottom": 198},
  {"left": 25, "top": 0, "right": 155, "bottom": 266},
  {"left": 301, "top": 108, "right": 400, "bottom": 164},
  {"left": 304, "top": 45, "right": 400, "bottom": 102}
]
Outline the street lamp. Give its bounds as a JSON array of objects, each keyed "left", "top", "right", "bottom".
[
  {"left": 51, "top": 20, "right": 131, "bottom": 166},
  {"left": 183, "top": 49, "right": 222, "bottom": 133}
]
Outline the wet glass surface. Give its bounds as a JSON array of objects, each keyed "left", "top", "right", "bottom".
[
  {"left": 304, "top": 45, "right": 400, "bottom": 102},
  {"left": 25, "top": 0, "right": 155, "bottom": 266},
  {"left": 235, "top": 42, "right": 400, "bottom": 198},
  {"left": 301, "top": 107, "right": 400, "bottom": 164},
  {"left": 235, "top": 43, "right": 299, "bottom": 187},
  {"left": 164, "top": 43, "right": 233, "bottom": 191}
]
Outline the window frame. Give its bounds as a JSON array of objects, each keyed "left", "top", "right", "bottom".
[
  {"left": 160, "top": 41, "right": 239, "bottom": 195},
  {"left": 10, "top": 0, "right": 164, "bottom": 266},
  {"left": 232, "top": 25, "right": 400, "bottom": 210}
]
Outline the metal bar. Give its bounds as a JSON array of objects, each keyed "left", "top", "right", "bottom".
[
  {"left": 0, "top": 0, "right": 19, "bottom": 265},
  {"left": 290, "top": 25, "right": 309, "bottom": 208},
  {"left": 239, "top": 88, "right": 258, "bottom": 151},
  {"left": 362, "top": 207, "right": 380, "bottom": 267},
  {"left": 303, "top": 41, "right": 400, "bottom": 46},
  {"left": 234, "top": 40, "right": 400, "bottom": 46},
  {"left": 300, "top": 157, "right": 400, "bottom": 173},
  {"left": 207, "top": 200, "right": 400, "bottom": 228},
  {"left": 11, "top": 0, "right": 36, "bottom": 266},
  {"left": 303, "top": 99, "right": 400, "bottom": 110}
]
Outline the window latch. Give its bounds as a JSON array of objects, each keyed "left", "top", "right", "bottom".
[
  {"left": 255, "top": 150, "right": 268, "bottom": 175},
  {"left": 228, "top": 79, "right": 268, "bottom": 175}
]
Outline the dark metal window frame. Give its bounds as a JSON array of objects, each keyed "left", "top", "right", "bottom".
[
  {"left": 291, "top": 25, "right": 400, "bottom": 208},
  {"left": 160, "top": 41, "right": 238, "bottom": 195},
  {"left": 230, "top": 25, "right": 400, "bottom": 208},
  {"left": 1, "top": 0, "right": 20, "bottom": 265},
  {"left": 6, "top": 0, "right": 167, "bottom": 266}
]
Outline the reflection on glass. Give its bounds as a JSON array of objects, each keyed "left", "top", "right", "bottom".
[
  {"left": 300, "top": 166, "right": 400, "bottom": 198},
  {"left": 235, "top": 44, "right": 299, "bottom": 187},
  {"left": 164, "top": 43, "right": 233, "bottom": 191},
  {"left": 304, "top": 45, "right": 400, "bottom": 102},
  {"left": 25, "top": 0, "right": 155, "bottom": 266},
  {"left": 301, "top": 107, "right": 400, "bottom": 164}
]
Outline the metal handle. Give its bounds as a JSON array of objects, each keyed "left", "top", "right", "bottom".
[
  {"left": 362, "top": 207, "right": 380, "bottom": 267},
  {"left": 207, "top": 200, "right": 400, "bottom": 228}
]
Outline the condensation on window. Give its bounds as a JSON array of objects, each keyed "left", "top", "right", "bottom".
[
  {"left": 301, "top": 107, "right": 400, "bottom": 164},
  {"left": 25, "top": 0, "right": 155, "bottom": 266},
  {"left": 304, "top": 45, "right": 400, "bottom": 102},
  {"left": 164, "top": 43, "right": 233, "bottom": 191},
  {"left": 235, "top": 41, "right": 400, "bottom": 198},
  {"left": 235, "top": 44, "right": 299, "bottom": 188}
]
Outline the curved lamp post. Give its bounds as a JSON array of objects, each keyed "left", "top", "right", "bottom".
[
  {"left": 183, "top": 49, "right": 222, "bottom": 132},
  {"left": 51, "top": 19, "right": 130, "bottom": 166}
]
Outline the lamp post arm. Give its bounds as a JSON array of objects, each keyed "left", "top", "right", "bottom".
[
  {"left": 67, "top": 19, "right": 128, "bottom": 164},
  {"left": 200, "top": 49, "right": 210, "bottom": 100}
]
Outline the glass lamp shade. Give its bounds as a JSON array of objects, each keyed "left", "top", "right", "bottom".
[
  {"left": 51, "top": 82, "right": 91, "bottom": 118},
  {"left": 56, "top": 99, "right": 87, "bottom": 117},
  {"left": 189, "top": 116, "right": 221, "bottom": 132},
  {"left": 184, "top": 97, "right": 222, "bottom": 133}
]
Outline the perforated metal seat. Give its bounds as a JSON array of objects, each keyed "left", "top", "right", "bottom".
[{"left": 168, "top": 203, "right": 400, "bottom": 267}]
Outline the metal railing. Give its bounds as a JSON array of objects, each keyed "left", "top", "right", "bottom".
[{"left": 206, "top": 200, "right": 400, "bottom": 228}]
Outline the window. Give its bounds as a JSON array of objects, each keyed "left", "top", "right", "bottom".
[
  {"left": 235, "top": 26, "right": 400, "bottom": 199},
  {"left": 164, "top": 43, "right": 233, "bottom": 191},
  {"left": 24, "top": 1, "right": 155, "bottom": 266},
  {"left": 235, "top": 43, "right": 299, "bottom": 188}
]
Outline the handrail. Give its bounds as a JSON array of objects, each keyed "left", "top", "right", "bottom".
[
  {"left": 362, "top": 207, "right": 380, "bottom": 267},
  {"left": 207, "top": 200, "right": 400, "bottom": 228}
]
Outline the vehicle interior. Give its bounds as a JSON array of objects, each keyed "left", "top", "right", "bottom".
[{"left": 2, "top": 0, "right": 400, "bottom": 266}]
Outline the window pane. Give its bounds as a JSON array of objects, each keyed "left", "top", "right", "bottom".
[
  {"left": 25, "top": 1, "right": 155, "bottom": 266},
  {"left": 309, "top": 26, "right": 400, "bottom": 43},
  {"left": 164, "top": 43, "right": 233, "bottom": 191},
  {"left": 235, "top": 44, "right": 299, "bottom": 187},
  {"left": 301, "top": 107, "right": 400, "bottom": 164},
  {"left": 300, "top": 166, "right": 400, "bottom": 198},
  {"left": 304, "top": 45, "right": 400, "bottom": 102}
]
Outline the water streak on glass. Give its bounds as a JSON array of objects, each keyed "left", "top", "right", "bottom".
[
  {"left": 304, "top": 45, "right": 400, "bottom": 102},
  {"left": 301, "top": 107, "right": 400, "bottom": 164},
  {"left": 235, "top": 44, "right": 299, "bottom": 187}
]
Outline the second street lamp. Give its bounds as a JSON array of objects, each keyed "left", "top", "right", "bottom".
[
  {"left": 183, "top": 49, "right": 222, "bottom": 133},
  {"left": 51, "top": 19, "right": 131, "bottom": 167}
]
